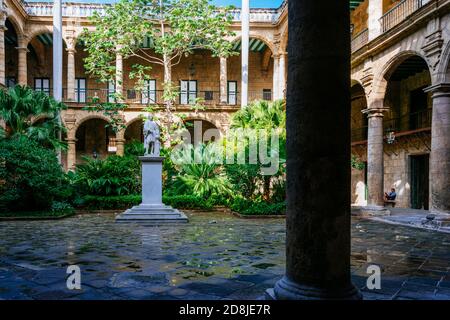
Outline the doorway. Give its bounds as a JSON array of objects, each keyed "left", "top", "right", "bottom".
[{"left": 410, "top": 154, "right": 429, "bottom": 210}]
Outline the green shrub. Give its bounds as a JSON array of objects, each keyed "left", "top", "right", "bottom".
[
  {"left": 169, "top": 143, "right": 232, "bottom": 198},
  {"left": 81, "top": 195, "right": 141, "bottom": 210},
  {"left": 0, "top": 137, "right": 67, "bottom": 212},
  {"left": 125, "top": 140, "right": 145, "bottom": 157},
  {"left": 70, "top": 155, "right": 141, "bottom": 196},
  {"left": 163, "top": 195, "right": 212, "bottom": 210},
  {"left": 80, "top": 194, "right": 212, "bottom": 210},
  {"left": 230, "top": 197, "right": 286, "bottom": 216}
]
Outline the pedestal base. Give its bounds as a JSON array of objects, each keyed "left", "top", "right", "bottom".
[
  {"left": 115, "top": 204, "right": 188, "bottom": 224},
  {"left": 266, "top": 276, "right": 362, "bottom": 300}
]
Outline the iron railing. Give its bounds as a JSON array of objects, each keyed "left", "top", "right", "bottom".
[
  {"left": 351, "top": 29, "right": 369, "bottom": 53},
  {"left": 61, "top": 88, "right": 273, "bottom": 106},
  {"left": 380, "top": 0, "right": 426, "bottom": 33}
]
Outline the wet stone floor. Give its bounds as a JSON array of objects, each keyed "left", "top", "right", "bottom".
[{"left": 0, "top": 212, "right": 450, "bottom": 300}]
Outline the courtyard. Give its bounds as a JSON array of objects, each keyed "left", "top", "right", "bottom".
[{"left": 1, "top": 212, "right": 450, "bottom": 300}]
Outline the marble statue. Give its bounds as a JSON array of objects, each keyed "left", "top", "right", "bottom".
[{"left": 143, "top": 114, "right": 160, "bottom": 156}]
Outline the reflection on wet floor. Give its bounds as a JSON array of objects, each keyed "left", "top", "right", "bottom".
[{"left": 0, "top": 211, "right": 449, "bottom": 300}]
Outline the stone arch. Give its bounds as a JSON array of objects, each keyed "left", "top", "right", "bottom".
[
  {"left": 350, "top": 81, "right": 368, "bottom": 142},
  {"left": 436, "top": 40, "right": 450, "bottom": 84},
  {"left": 5, "top": 11, "right": 24, "bottom": 38},
  {"left": 371, "top": 50, "right": 431, "bottom": 108},
  {"left": 231, "top": 33, "right": 276, "bottom": 55},
  {"left": 74, "top": 115, "right": 114, "bottom": 161},
  {"left": 183, "top": 117, "right": 221, "bottom": 145},
  {"left": 69, "top": 114, "right": 111, "bottom": 139},
  {"left": 123, "top": 116, "right": 145, "bottom": 143}
]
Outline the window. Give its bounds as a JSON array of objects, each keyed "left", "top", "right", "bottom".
[
  {"left": 180, "top": 80, "right": 197, "bottom": 105},
  {"left": 34, "top": 78, "right": 50, "bottom": 94},
  {"left": 263, "top": 89, "right": 272, "bottom": 101},
  {"left": 142, "top": 79, "right": 157, "bottom": 104},
  {"left": 75, "top": 78, "right": 87, "bottom": 103},
  {"left": 227, "top": 81, "right": 237, "bottom": 105},
  {"left": 107, "top": 80, "right": 115, "bottom": 103},
  {"left": 6, "top": 77, "right": 16, "bottom": 88}
]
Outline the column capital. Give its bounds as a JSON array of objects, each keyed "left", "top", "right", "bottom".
[
  {"left": 362, "top": 107, "right": 389, "bottom": 118},
  {"left": 424, "top": 83, "right": 450, "bottom": 97},
  {"left": 66, "top": 47, "right": 77, "bottom": 54},
  {"left": 15, "top": 46, "right": 29, "bottom": 53}
]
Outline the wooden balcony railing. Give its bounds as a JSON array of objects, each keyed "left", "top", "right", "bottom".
[
  {"left": 351, "top": 109, "right": 432, "bottom": 143},
  {"left": 380, "top": 0, "right": 427, "bottom": 33},
  {"left": 351, "top": 29, "right": 369, "bottom": 53}
]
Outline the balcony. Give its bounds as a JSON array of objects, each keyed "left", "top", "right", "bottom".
[
  {"left": 59, "top": 88, "right": 273, "bottom": 109},
  {"left": 380, "top": 0, "right": 427, "bottom": 33},
  {"left": 351, "top": 29, "right": 368, "bottom": 53},
  {"left": 24, "top": 2, "right": 281, "bottom": 22},
  {"left": 351, "top": 109, "right": 432, "bottom": 144}
]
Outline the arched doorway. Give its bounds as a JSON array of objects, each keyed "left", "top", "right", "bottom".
[
  {"left": 75, "top": 118, "right": 115, "bottom": 163},
  {"left": 183, "top": 119, "right": 220, "bottom": 145},
  {"left": 350, "top": 82, "right": 368, "bottom": 206},
  {"left": 351, "top": 82, "right": 368, "bottom": 142},
  {"left": 383, "top": 54, "right": 432, "bottom": 209},
  {"left": 4, "top": 19, "right": 19, "bottom": 87}
]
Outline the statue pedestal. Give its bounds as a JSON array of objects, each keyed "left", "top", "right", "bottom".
[{"left": 115, "top": 156, "right": 188, "bottom": 224}]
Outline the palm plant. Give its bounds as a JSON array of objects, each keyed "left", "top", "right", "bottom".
[
  {"left": 170, "top": 143, "right": 232, "bottom": 199},
  {"left": 228, "top": 99, "right": 286, "bottom": 201},
  {"left": 0, "top": 85, "right": 67, "bottom": 150}
]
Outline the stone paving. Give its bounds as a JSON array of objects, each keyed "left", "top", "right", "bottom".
[{"left": 0, "top": 211, "right": 449, "bottom": 300}]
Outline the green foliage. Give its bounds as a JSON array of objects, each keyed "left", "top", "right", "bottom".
[
  {"left": 81, "top": 194, "right": 212, "bottom": 210},
  {"left": 227, "top": 99, "right": 286, "bottom": 201},
  {"left": 169, "top": 143, "right": 232, "bottom": 199},
  {"left": 230, "top": 197, "right": 286, "bottom": 216},
  {"left": 69, "top": 155, "right": 141, "bottom": 196},
  {"left": 81, "top": 195, "right": 141, "bottom": 210},
  {"left": 125, "top": 140, "right": 145, "bottom": 157},
  {"left": 351, "top": 155, "right": 365, "bottom": 170},
  {"left": 163, "top": 195, "right": 212, "bottom": 210},
  {"left": 0, "top": 85, "right": 67, "bottom": 150},
  {"left": 225, "top": 163, "right": 260, "bottom": 199},
  {"left": 0, "top": 137, "right": 67, "bottom": 212}
]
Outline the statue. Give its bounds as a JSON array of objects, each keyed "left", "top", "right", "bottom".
[{"left": 143, "top": 114, "right": 160, "bottom": 156}]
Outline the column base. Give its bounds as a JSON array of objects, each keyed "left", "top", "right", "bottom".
[
  {"left": 360, "top": 205, "right": 390, "bottom": 217},
  {"left": 266, "top": 276, "right": 362, "bottom": 300}
]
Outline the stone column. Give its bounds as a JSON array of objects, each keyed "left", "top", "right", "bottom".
[
  {"left": 116, "top": 49, "right": 124, "bottom": 102},
  {"left": 267, "top": 0, "right": 361, "bottom": 300},
  {"left": 66, "top": 138, "right": 77, "bottom": 171},
  {"left": 16, "top": 44, "right": 28, "bottom": 86},
  {"left": 279, "top": 53, "right": 286, "bottom": 99},
  {"left": 66, "top": 46, "right": 76, "bottom": 101},
  {"left": 426, "top": 84, "right": 450, "bottom": 214},
  {"left": 0, "top": 21, "right": 6, "bottom": 86},
  {"left": 219, "top": 56, "right": 228, "bottom": 104},
  {"left": 116, "top": 138, "right": 125, "bottom": 156},
  {"left": 272, "top": 54, "right": 280, "bottom": 100},
  {"left": 241, "top": 0, "right": 249, "bottom": 107},
  {"left": 363, "top": 108, "right": 387, "bottom": 211},
  {"left": 368, "top": 0, "right": 383, "bottom": 41}
]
